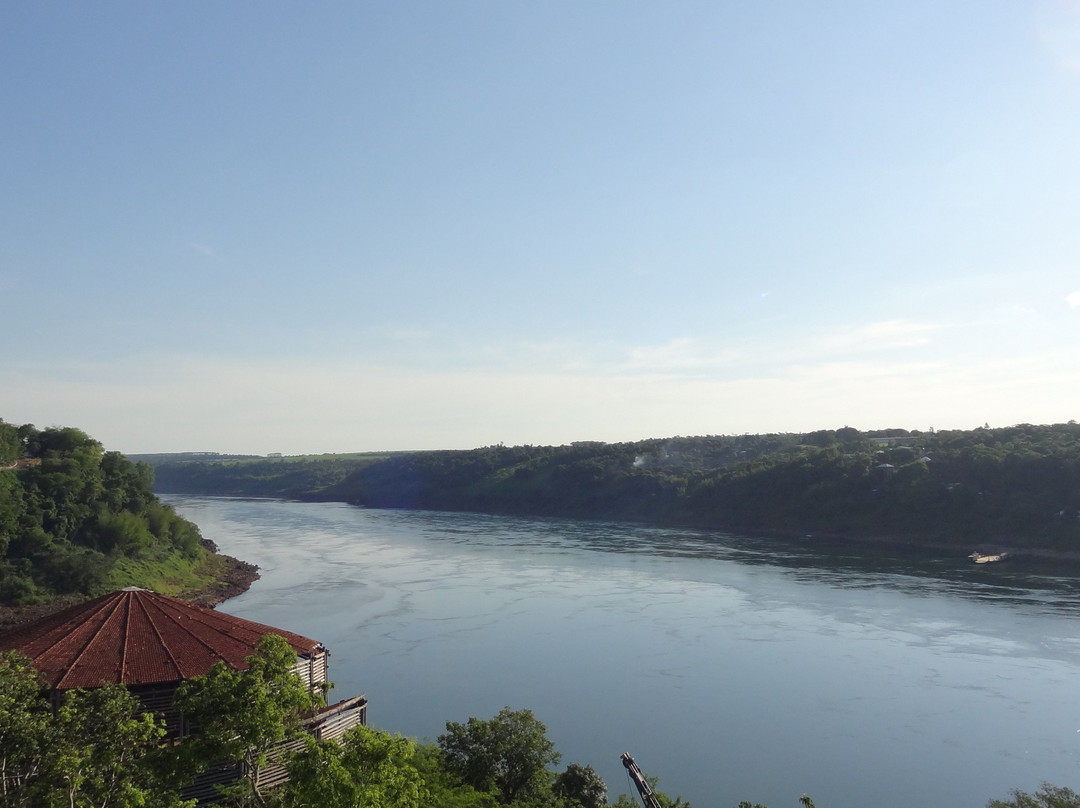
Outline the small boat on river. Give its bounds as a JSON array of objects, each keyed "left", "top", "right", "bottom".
[{"left": 969, "top": 551, "right": 1008, "bottom": 564}]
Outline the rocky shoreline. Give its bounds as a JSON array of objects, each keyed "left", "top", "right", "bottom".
[
  {"left": 0, "top": 552, "right": 260, "bottom": 631},
  {"left": 184, "top": 553, "right": 261, "bottom": 608},
  {"left": 183, "top": 557, "right": 261, "bottom": 604}
]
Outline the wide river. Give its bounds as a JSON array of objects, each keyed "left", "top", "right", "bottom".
[{"left": 166, "top": 496, "right": 1080, "bottom": 808}]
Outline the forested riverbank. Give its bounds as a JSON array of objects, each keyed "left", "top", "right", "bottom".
[
  {"left": 142, "top": 422, "right": 1080, "bottom": 556},
  {"left": 5, "top": 411, "right": 1080, "bottom": 806},
  {"left": 0, "top": 418, "right": 257, "bottom": 620}
]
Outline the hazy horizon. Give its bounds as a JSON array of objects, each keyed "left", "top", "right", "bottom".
[
  {"left": 116, "top": 418, "right": 1075, "bottom": 460},
  {"left": 3, "top": 3, "right": 1078, "bottom": 455}
]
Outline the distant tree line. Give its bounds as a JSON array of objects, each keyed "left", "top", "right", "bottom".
[
  {"left": 146, "top": 423, "right": 1080, "bottom": 551},
  {"left": 0, "top": 418, "right": 210, "bottom": 606},
  {"left": 141, "top": 453, "right": 394, "bottom": 500}
]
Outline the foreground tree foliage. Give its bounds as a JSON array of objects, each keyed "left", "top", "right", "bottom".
[
  {"left": 736, "top": 796, "right": 815, "bottom": 808},
  {"left": 0, "top": 650, "right": 191, "bottom": 808},
  {"left": 175, "top": 634, "right": 324, "bottom": 807},
  {"left": 1, "top": 641, "right": 613, "bottom": 808},
  {"left": 553, "top": 764, "right": 608, "bottom": 808},
  {"left": 987, "top": 783, "right": 1080, "bottom": 808},
  {"left": 4, "top": 645, "right": 1075, "bottom": 808},
  {"left": 0, "top": 651, "right": 51, "bottom": 804},
  {"left": 272, "top": 726, "right": 430, "bottom": 808},
  {"left": 438, "top": 707, "right": 562, "bottom": 805},
  {"left": 608, "top": 769, "right": 691, "bottom": 808}
]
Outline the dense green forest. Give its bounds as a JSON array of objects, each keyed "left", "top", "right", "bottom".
[
  {"left": 145, "top": 451, "right": 397, "bottom": 499},
  {"left": 144, "top": 423, "right": 1080, "bottom": 552},
  {"left": 0, "top": 418, "right": 225, "bottom": 607}
]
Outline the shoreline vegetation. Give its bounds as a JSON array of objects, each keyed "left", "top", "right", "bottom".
[
  {"left": 0, "top": 418, "right": 262, "bottom": 629},
  {"left": 5, "top": 418, "right": 1080, "bottom": 625},
  {"left": 141, "top": 422, "right": 1080, "bottom": 562},
  {"left": 0, "top": 552, "right": 259, "bottom": 629}
]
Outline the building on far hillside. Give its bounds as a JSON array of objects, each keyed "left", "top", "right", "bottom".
[{"left": 0, "top": 587, "right": 367, "bottom": 802}]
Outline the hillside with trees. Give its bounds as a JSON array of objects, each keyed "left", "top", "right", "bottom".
[
  {"left": 144, "top": 423, "right": 1080, "bottom": 554},
  {"left": 0, "top": 418, "right": 248, "bottom": 609},
  {"left": 146, "top": 451, "right": 396, "bottom": 500}
]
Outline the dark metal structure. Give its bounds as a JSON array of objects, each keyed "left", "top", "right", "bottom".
[{"left": 621, "top": 752, "right": 663, "bottom": 808}]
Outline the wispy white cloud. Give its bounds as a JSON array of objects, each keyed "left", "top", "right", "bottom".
[
  {"left": 1067, "top": 291, "right": 1080, "bottom": 308},
  {"left": 815, "top": 319, "right": 943, "bottom": 353},
  {"left": 189, "top": 242, "right": 222, "bottom": 261},
  {"left": 622, "top": 338, "right": 744, "bottom": 373},
  {"left": 369, "top": 326, "right": 432, "bottom": 344},
  {"left": 1037, "top": 0, "right": 1080, "bottom": 73},
  {"left": 402, "top": 318, "right": 947, "bottom": 382}
]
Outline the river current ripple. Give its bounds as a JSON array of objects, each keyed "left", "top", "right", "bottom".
[{"left": 166, "top": 497, "right": 1080, "bottom": 808}]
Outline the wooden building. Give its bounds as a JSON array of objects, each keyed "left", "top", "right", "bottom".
[{"left": 0, "top": 587, "right": 367, "bottom": 802}]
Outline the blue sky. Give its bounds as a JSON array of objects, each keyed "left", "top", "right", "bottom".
[{"left": 2, "top": 2, "right": 1079, "bottom": 454}]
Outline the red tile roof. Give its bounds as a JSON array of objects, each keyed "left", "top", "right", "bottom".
[{"left": 0, "top": 588, "right": 320, "bottom": 690}]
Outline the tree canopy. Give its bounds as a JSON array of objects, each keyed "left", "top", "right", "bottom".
[
  {"left": 438, "top": 707, "right": 562, "bottom": 805},
  {"left": 986, "top": 783, "right": 1080, "bottom": 808},
  {"left": 145, "top": 422, "right": 1080, "bottom": 552},
  {"left": 175, "top": 634, "right": 323, "bottom": 807},
  {"left": 0, "top": 650, "right": 190, "bottom": 808},
  {"left": 0, "top": 418, "right": 215, "bottom": 607}
]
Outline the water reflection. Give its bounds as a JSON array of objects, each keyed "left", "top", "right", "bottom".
[
  {"left": 372, "top": 507, "right": 1080, "bottom": 618},
  {"left": 165, "top": 497, "right": 1080, "bottom": 808}
]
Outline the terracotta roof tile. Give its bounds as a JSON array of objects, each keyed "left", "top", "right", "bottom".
[{"left": 0, "top": 589, "right": 319, "bottom": 690}]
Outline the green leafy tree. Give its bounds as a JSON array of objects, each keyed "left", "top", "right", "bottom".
[
  {"left": 0, "top": 651, "right": 51, "bottom": 806},
  {"left": 90, "top": 510, "right": 155, "bottom": 555},
  {"left": 15, "top": 426, "right": 38, "bottom": 457},
  {"left": 0, "top": 474, "right": 24, "bottom": 561},
  {"left": 0, "top": 419, "right": 216, "bottom": 605},
  {"left": 0, "top": 650, "right": 190, "bottom": 808},
  {"left": 274, "top": 725, "right": 429, "bottom": 808},
  {"left": 174, "top": 634, "right": 324, "bottom": 807},
  {"left": 438, "top": 707, "right": 561, "bottom": 805},
  {"left": 611, "top": 769, "right": 692, "bottom": 808},
  {"left": 0, "top": 421, "right": 20, "bottom": 466},
  {"left": 738, "top": 797, "right": 816, "bottom": 808},
  {"left": 987, "top": 783, "right": 1080, "bottom": 808},
  {"left": 412, "top": 743, "right": 498, "bottom": 808},
  {"left": 611, "top": 795, "right": 691, "bottom": 808},
  {"left": 99, "top": 452, "right": 155, "bottom": 514},
  {"left": 43, "top": 685, "right": 188, "bottom": 808},
  {"left": 552, "top": 763, "right": 606, "bottom": 808}
]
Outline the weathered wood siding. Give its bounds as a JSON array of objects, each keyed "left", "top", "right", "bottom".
[
  {"left": 181, "top": 761, "right": 242, "bottom": 804},
  {"left": 313, "top": 695, "right": 367, "bottom": 741},
  {"left": 288, "top": 648, "right": 329, "bottom": 692},
  {"left": 131, "top": 683, "right": 184, "bottom": 736},
  {"left": 180, "top": 695, "right": 367, "bottom": 803}
]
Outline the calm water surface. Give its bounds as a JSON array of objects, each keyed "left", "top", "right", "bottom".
[{"left": 166, "top": 497, "right": 1080, "bottom": 808}]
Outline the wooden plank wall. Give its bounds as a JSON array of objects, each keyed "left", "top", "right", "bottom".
[{"left": 181, "top": 696, "right": 368, "bottom": 803}]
